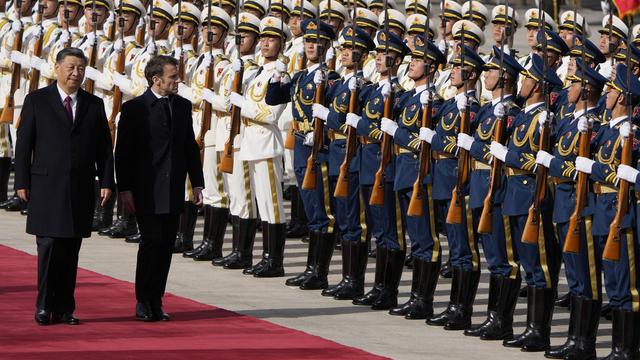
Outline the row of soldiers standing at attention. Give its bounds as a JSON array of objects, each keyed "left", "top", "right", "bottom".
[{"left": 1, "top": 0, "right": 640, "bottom": 358}]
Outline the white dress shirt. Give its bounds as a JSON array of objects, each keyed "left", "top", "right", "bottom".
[{"left": 56, "top": 84, "right": 78, "bottom": 121}]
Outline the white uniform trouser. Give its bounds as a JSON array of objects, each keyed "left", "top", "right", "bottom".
[
  {"left": 249, "top": 156, "right": 285, "bottom": 224},
  {"left": 0, "top": 124, "right": 12, "bottom": 158},
  {"left": 222, "top": 152, "right": 256, "bottom": 219},
  {"left": 202, "top": 138, "right": 228, "bottom": 208}
]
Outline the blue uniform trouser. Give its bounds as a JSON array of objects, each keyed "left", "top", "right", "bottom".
[
  {"left": 595, "top": 230, "right": 640, "bottom": 311},
  {"left": 557, "top": 219, "right": 603, "bottom": 300},
  {"left": 509, "top": 212, "right": 559, "bottom": 289},
  {"left": 329, "top": 174, "right": 365, "bottom": 243},
  {"left": 397, "top": 186, "right": 439, "bottom": 262},
  {"left": 472, "top": 206, "right": 518, "bottom": 278},
  {"left": 437, "top": 197, "right": 477, "bottom": 271},
  {"left": 360, "top": 183, "right": 403, "bottom": 251},
  {"left": 294, "top": 163, "right": 334, "bottom": 233}
]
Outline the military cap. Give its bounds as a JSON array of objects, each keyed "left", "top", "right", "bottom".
[
  {"left": 440, "top": 0, "right": 462, "bottom": 21},
  {"left": 302, "top": 18, "right": 336, "bottom": 41},
  {"left": 260, "top": 16, "right": 291, "bottom": 41},
  {"left": 173, "top": 2, "right": 201, "bottom": 25},
  {"left": 405, "top": 0, "right": 429, "bottom": 16},
  {"left": 570, "top": 36, "right": 606, "bottom": 64},
  {"left": 244, "top": 0, "right": 267, "bottom": 17},
  {"left": 291, "top": 0, "right": 317, "bottom": 19},
  {"left": 201, "top": 5, "right": 232, "bottom": 30},
  {"left": 339, "top": 25, "right": 375, "bottom": 51},
  {"left": 462, "top": 1, "right": 489, "bottom": 28},
  {"left": 58, "top": 0, "right": 83, "bottom": 6},
  {"left": 319, "top": 0, "right": 348, "bottom": 22},
  {"left": 524, "top": 8, "right": 556, "bottom": 31},
  {"left": 609, "top": 63, "right": 640, "bottom": 96},
  {"left": 412, "top": 35, "right": 446, "bottom": 66},
  {"left": 151, "top": 0, "right": 174, "bottom": 22},
  {"left": 378, "top": 9, "right": 407, "bottom": 33},
  {"left": 237, "top": 12, "right": 261, "bottom": 35},
  {"left": 484, "top": 45, "right": 525, "bottom": 77},
  {"left": 566, "top": 58, "right": 608, "bottom": 90},
  {"left": 270, "top": 0, "right": 291, "bottom": 17},
  {"left": 559, "top": 10, "right": 590, "bottom": 36},
  {"left": 614, "top": 41, "right": 640, "bottom": 66},
  {"left": 121, "top": 0, "right": 146, "bottom": 17},
  {"left": 406, "top": 14, "right": 436, "bottom": 39},
  {"left": 535, "top": 29, "right": 569, "bottom": 55},
  {"left": 451, "top": 43, "right": 485, "bottom": 70},
  {"left": 374, "top": 29, "right": 410, "bottom": 56},
  {"left": 452, "top": 19, "right": 484, "bottom": 47},
  {"left": 354, "top": 7, "right": 379, "bottom": 31},
  {"left": 521, "top": 54, "right": 563, "bottom": 88},
  {"left": 83, "top": 0, "right": 114, "bottom": 9},
  {"left": 491, "top": 5, "right": 519, "bottom": 27},
  {"left": 368, "top": 0, "right": 397, "bottom": 12},
  {"left": 599, "top": 15, "right": 629, "bottom": 39}
]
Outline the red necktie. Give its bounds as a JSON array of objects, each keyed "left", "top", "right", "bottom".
[{"left": 64, "top": 96, "right": 73, "bottom": 123}]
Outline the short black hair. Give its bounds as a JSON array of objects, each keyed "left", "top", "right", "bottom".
[
  {"left": 55, "top": 47, "right": 87, "bottom": 65},
  {"left": 144, "top": 55, "right": 178, "bottom": 86}
]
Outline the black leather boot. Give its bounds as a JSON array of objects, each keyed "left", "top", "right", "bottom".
[
  {"left": 465, "top": 274, "right": 502, "bottom": 337},
  {"left": 481, "top": 274, "right": 522, "bottom": 340},
  {"left": 109, "top": 207, "right": 138, "bottom": 238},
  {"left": 353, "top": 246, "right": 387, "bottom": 306},
  {"left": 405, "top": 260, "right": 440, "bottom": 320},
  {"left": 193, "top": 207, "right": 228, "bottom": 261},
  {"left": 554, "top": 292, "right": 570, "bottom": 308},
  {"left": 244, "top": 221, "right": 269, "bottom": 275},
  {"left": 91, "top": 182, "right": 103, "bottom": 231},
  {"left": 544, "top": 294, "right": 583, "bottom": 359},
  {"left": 559, "top": 296, "right": 600, "bottom": 360},
  {"left": 99, "top": 199, "right": 122, "bottom": 236},
  {"left": 335, "top": 239, "right": 368, "bottom": 300},
  {"left": 300, "top": 231, "right": 336, "bottom": 290},
  {"left": 0, "top": 157, "right": 10, "bottom": 203},
  {"left": 3, "top": 193, "right": 26, "bottom": 211},
  {"left": 224, "top": 218, "right": 257, "bottom": 269},
  {"left": 253, "top": 223, "right": 285, "bottom": 277},
  {"left": 427, "top": 266, "right": 461, "bottom": 326},
  {"left": 503, "top": 286, "right": 554, "bottom": 352},
  {"left": 93, "top": 190, "right": 115, "bottom": 232},
  {"left": 174, "top": 201, "right": 197, "bottom": 253},
  {"left": 184, "top": 205, "right": 212, "bottom": 258},
  {"left": 286, "top": 186, "right": 309, "bottom": 238},
  {"left": 440, "top": 257, "right": 452, "bottom": 279},
  {"left": 444, "top": 269, "right": 480, "bottom": 330},
  {"left": 371, "top": 248, "right": 405, "bottom": 310},
  {"left": 285, "top": 230, "right": 318, "bottom": 286},
  {"left": 213, "top": 215, "right": 240, "bottom": 266},
  {"left": 602, "top": 309, "right": 639, "bottom": 360},
  {"left": 322, "top": 239, "right": 351, "bottom": 297},
  {"left": 389, "top": 258, "right": 420, "bottom": 316}
]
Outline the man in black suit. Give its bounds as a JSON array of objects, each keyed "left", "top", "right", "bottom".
[
  {"left": 115, "top": 55, "right": 204, "bottom": 322},
  {"left": 14, "top": 48, "right": 115, "bottom": 326}
]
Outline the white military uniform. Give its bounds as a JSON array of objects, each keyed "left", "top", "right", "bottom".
[{"left": 0, "top": 11, "right": 14, "bottom": 158}]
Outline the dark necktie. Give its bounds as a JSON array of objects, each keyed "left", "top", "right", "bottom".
[
  {"left": 159, "top": 97, "right": 172, "bottom": 126},
  {"left": 64, "top": 96, "right": 73, "bottom": 123}
]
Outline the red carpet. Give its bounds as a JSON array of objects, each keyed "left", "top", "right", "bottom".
[{"left": 0, "top": 245, "right": 384, "bottom": 360}]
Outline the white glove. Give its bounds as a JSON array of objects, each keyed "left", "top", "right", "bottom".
[
  {"left": 113, "top": 73, "right": 132, "bottom": 90},
  {"left": 381, "top": 82, "right": 392, "bottom": 98},
  {"left": 538, "top": 110, "right": 553, "bottom": 131},
  {"left": 577, "top": 115, "right": 593, "bottom": 133},
  {"left": 494, "top": 102, "right": 505, "bottom": 118},
  {"left": 437, "top": 39, "right": 446, "bottom": 53},
  {"left": 201, "top": 52, "right": 212, "bottom": 69},
  {"left": 304, "top": 132, "right": 314, "bottom": 147},
  {"left": 231, "top": 58, "right": 242, "bottom": 72},
  {"left": 325, "top": 46, "right": 335, "bottom": 63},
  {"left": 575, "top": 156, "right": 595, "bottom": 174},
  {"left": 457, "top": 133, "right": 474, "bottom": 151},
  {"left": 535, "top": 150, "right": 554, "bottom": 168},
  {"left": 346, "top": 113, "right": 361, "bottom": 128},
  {"left": 202, "top": 88, "right": 215, "bottom": 105},
  {"left": 313, "top": 70, "right": 325, "bottom": 85},
  {"left": 10, "top": 50, "right": 27, "bottom": 66},
  {"left": 11, "top": 20, "right": 21, "bottom": 33},
  {"left": 490, "top": 141, "right": 508, "bottom": 162},
  {"left": 455, "top": 93, "right": 467, "bottom": 112},
  {"left": 617, "top": 164, "right": 640, "bottom": 183},
  {"left": 146, "top": 41, "right": 156, "bottom": 55},
  {"left": 85, "top": 32, "right": 96, "bottom": 48},
  {"left": 620, "top": 121, "right": 631, "bottom": 138},
  {"left": 601, "top": 0, "right": 610, "bottom": 15},
  {"left": 229, "top": 91, "right": 245, "bottom": 109},
  {"left": 419, "top": 127, "right": 435, "bottom": 143},
  {"left": 32, "top": 25, "right": 42, "bottom": 38},
  {"left": 271, "top": 60, "right": 286, "bottom": 82},
  {"left": 173, "top": 47, "right": 183, "bottom": 60},
  {"left": 30, "top": 56, "right": 43, "bottom": 71},
  {"left": 312, "top": 103, "right": 329, "bottom": 121},
  {"left": 420, "top": 89, "right": 433, "bottom": 105},
  {"left": 84, "top": 66, "right": 100, "bottom": 81},
  {"left": 381, "top": 117, "right": 398, "bottom": 137},
  {"left": 59, "top": 30, "right": 70, "bottom": 46},
  {"left": 113, "top": 38, "right": 123, "bottom": 52},
  {"left": 296, "top": 44, "right": 304, "bottom": 58},
  {"left": 347, "top": 77, "right": 358, "bottom": 91}
]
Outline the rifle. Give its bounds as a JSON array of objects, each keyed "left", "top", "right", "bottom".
[
  {"left": 63, "top": 0, "right": 72, "bottom": 48},
  {"left": 334, "top": 3, "right": 360, "bottom": 198},
  {"left": 28, "top": 0, "right": 44, "bottom": 93},
  {"left": 522, "top": 0, "right": 551, "bottom": 244},
  {"left": 176, "top": 0, "right": 185, "bottom": 80},
  {"left": 107, "top": 0, "right": 125, "bottom": 145},
  {"left": 149, "top": 0, "right": 157, "bottom": 55},
  {"left": 285, "top": 0, "right": 307, "bottom": 150},
  {"left": 84, "top": 0, "right": 99, "bottom": 94},
  {"left": 407, "top": 0, "right": 433, "bottom": 216},
  {"left": 198, "top": 0, "right": 214, "bottom": 161},
  {"left": 564, "top": 17, "right": 589, "bottom": 253},
  {"left": 439, "top": 1, "right": 448, "bottom": 69},
  {"left": 603, "top": 18, "right": 635, "bottom": 262},
  {"left": 301, "top": 7, "right": 328, "bottom": 190},
  {"left": 478, "top": 0, "right": 511, "bottom": 233},
  {"left": 135, "top": 14, "right": 146, "bottom": 44},
  {"left": 219, "top": 4, "right": 244, "bottom": 174},
  {"left": 0, "top": 0, "right": 24, "bottom": 124},
  {"left": 369, "top": 0, "right": 393, "bottom": 206},
  {"left": 445, "top": 24, "right": 471, "bottom": 224}
]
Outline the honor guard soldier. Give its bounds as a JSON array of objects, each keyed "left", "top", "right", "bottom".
[
  {"left": 266, "top": 19, "right": 340, "bottom": 288},
  {"left": 490, "top": 54, "right": 562, "bottom": 352},
  {"left": 0, "top": 0, "right": 16, "bottom": 206},
  {"left": 226, "top": 0, "right": 265, "bottom": 57},
  {"left": 384, "top": 35, "right": 445, "bottom": 319},
  {"left": 458, "top": 46, "right": 524, "bottom": 340},
  {"left": 345, "top": 30, "right": 408, "bottom": 309},
  {"left": 361, "top": 8, "right": 405, "bottom": 85},
  {"left": 312, "top": 25, "right": 375, "bottom": 300},
  {"left": 535, "top": 59, "right": 607, "bottom": 360},
  {"left": 435, "top": 0, "right": 462, "bottom": 64},
  {"left": 555, "top": 10, "right": 590, "bottom": 85},
  {"left": 518, "top": 8, "right": 555, "bottom": 70},
  {"left": 72, "top": 0, "right": 114, "bottom": 72},
  {"left": 461, "top": 1, "right": 489, "bottom": 31},
  {"left": 367, "top": 0, "right": 397, "bottom": 17},
  {"left": 180, "top": 5, "right": 231, "bottom": 262},
  {"left": 490, "top": 4, "right": 519, "bottom": 56},
  {"left": 30, "top": 0, "right": 63, "bottom": 89},
  {"left": 398, "top": 14, "right": 436, "bottom": 91},
  {"left": 419, "top": 44, "right": 484, "bottom": 330},
  {"left": 318, "top": 0, "right": 347, "bottom": 73},
  {"left": 229, "top": 16, "right": 292, "bottom": 277},
  {"left": 355, "top": 7, "right": 379, "bottom": 82},
  {"left": 577, "top": 64, "right": 640, "bottom": 360},
  {"left": 534, "top": 29, "right": 569, "bottom": 112},
  {"left": 597, "top": 14, "right": 628, "bottom": 80}
]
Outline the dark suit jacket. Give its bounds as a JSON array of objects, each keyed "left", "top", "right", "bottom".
[
  {"left": 115, "top": 89, "right": 203, "bottom": 215},
  {"left": 14, "top": 83, "right": 115, "bottom": 238}
]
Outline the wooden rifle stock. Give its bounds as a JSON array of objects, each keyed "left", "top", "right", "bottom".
[
  {"left": 335, "top": 88, "right": 359, "bottom": 198},
  {"left": 16, "top": 19, "right": 44, "bottom": 128},
  {"left": 0, "top": 26, "right": 24, "bottom": 124},
  {"left": 108, "top": 40, "right": 126, "bottom": 146},
  {"left": 563, "top": 128, "right": 591, "bottom": 253},
  {"left": 521, "top": 121, "right": 551, "bottom": 244},
  {"left": 407, "top": 97, "right": 433, "bottom": 217},
  {"left": 477, "top": 116, "right": 506, "bottom": 234},
  {"left": 198, "top": 56, "right": 215, "bottom": 162},
  {"left": 369, "top": 92, "right": 394, "bottom": 206},
  {"left": 603, "top": 132, "right": 633, "bottom": 261},
  {"left": 85, "top": 42, "right": 98, "bottom": 94},
  {"left": 446, "top": 106, "right": 470, "bottom": 224},
  {"left": 219, "top": 62, "right": 244, "bottom": 174},
  {"left": 135, "top": 24, "right": 146, "bottom": 46},
  {"left": 301, "top": 77, "right": 326, "bottom": 190}
]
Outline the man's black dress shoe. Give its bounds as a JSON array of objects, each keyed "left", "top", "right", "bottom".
[
  {"left": 52, "top": 313, "right": 80, "bottom": 325},
  {"left": 151, "top": 299, "right": 170, "bottom": 321},
  {"left": 135, "top": 302, "right": 155, "bottom": 322},
  {"left": 34, "top": 309, "right": 50, "bottom": 325}
]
